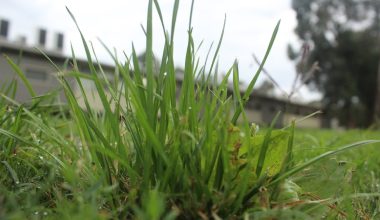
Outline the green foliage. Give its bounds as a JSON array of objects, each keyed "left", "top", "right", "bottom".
[
  {"left": 0, "top": 1, "right": 379, "bottom": 219},
  {"left": 291, "top": 0, "right": 380, "bottom": 127},
  {"left": 290, "top": 129, "right": 380, "bottom": 218}
]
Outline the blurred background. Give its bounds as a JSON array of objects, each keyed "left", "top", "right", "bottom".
[{"left": 0, "top": 0, "right": 379, "bottom": 128}]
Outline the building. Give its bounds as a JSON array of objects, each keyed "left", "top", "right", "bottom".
[{"left": 0, "top": 18, "right": 323, "bottom": 128}]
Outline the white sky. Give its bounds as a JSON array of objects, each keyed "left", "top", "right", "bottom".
[{"left": 0, "top": 0, "right": 322, "bottom": 101}]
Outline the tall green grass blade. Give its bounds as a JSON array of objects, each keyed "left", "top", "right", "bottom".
[
  {"left": 207, "top": 15, "right": 226, "bottom": 81},
  {"left": 131, "top": 45, "right": 148, "bottom": 108},
  {"left": 145, "top": 0, "right": 155, "bottom": 128},
  {"left": 231, "top": 20, "right": 280, "bottom": 124},
  {"left": 69, "top": 43, "right": 94, "bottom": 115},
  {"left": 256, "top": 111, "right": 281, "bottom": 177},
  {"left": 1, "top": 161, "right": 20, "bottom": 185},
  {"left": 67, "top": 8, "right": 123, "bottom": 163},
  {"left": 4, "top": 55, "right": 36, "bottom": 97}
]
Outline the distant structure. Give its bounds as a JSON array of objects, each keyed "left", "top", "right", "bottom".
[
  {"left": 0, "top": 19, "right": 9, "bottom": 39},
  {"left": 0, "top": 18, "right": 323, "bottom": 128}
]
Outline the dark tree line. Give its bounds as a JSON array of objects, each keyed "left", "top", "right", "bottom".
[{"left": 290, "top": 0, "right": 380, "bottom": 127}]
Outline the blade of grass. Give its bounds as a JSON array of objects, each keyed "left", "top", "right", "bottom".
[
  {"left": 231, "top": 20, "right": 280, "bottom": 124},
  {"left": 4, "top": 55, "right": 36, "bottom": 97},
  {"left": 1, "top": 161, "right": 20, "bottom": 185},
  {"left": 269, "top": 139, "right": 380, "bottom": 186},
  {"left": 256, "top": 111, "right": 281, "bottom": 177},
  {"left": 145, "top": 0, "right": 155, "bottom": 128}
]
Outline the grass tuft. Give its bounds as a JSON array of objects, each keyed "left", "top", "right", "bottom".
[{"left": 0, "top": 1, "right": 379, "bottom": 219}]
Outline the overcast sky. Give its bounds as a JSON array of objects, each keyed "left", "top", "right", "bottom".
[{"left": 0, "top": 0, "right": 322, "bottom": 101}]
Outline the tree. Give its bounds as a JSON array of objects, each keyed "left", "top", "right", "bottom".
[{"left": 290, "top": 0, "right": 380, "bottom": 127}]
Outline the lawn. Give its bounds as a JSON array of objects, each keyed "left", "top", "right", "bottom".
[
  {"left": 291, "top": 129, "right": 380, "bottom": 219},
  {"left": 1, "top": 1, "right": 379, "bottom": 219}
]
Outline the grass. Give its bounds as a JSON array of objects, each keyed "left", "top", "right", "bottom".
[
  {"left": 0, "top": 1, "right": 380, "bottom": 219},
  {"left": 290, "top": 129, "right": 380, "bottom": 219}
]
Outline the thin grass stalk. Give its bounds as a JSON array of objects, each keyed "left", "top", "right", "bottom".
[{"left": 231, "top": 20, "right": 281, "bottom": 124}]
